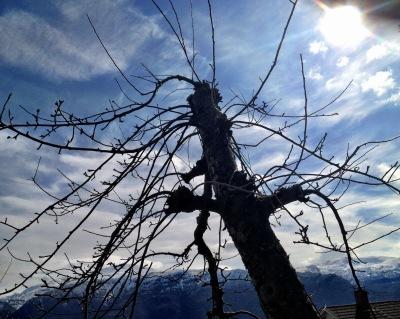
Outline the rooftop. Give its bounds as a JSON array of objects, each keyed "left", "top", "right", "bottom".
[{"left": 321, "top": 300, "right": 400, "bottom": 319}]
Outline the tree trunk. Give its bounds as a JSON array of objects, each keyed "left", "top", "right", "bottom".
[{"left": 189, "top": 83, "right": 320, "bottom": 319}]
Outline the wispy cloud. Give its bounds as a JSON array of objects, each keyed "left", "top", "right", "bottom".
[
  {"left": 384, "top": 91, "right": 400, "bottom": 105},
  {"left": 308, "top": 67, "right": 323, "bottom": 80},
  {"left": 0, "top": 1, "right": 164, "bottom": 81},
  {"left": 308, "top": 40, "right": 328, "bottom": 54},
  {"left": 361, "top": 70, "right": 396, "bottom": 96},
  {"left": 366, "top": 42, "right": 400, "bottom": 64},
  {"left": 325, "top": 76, "right": 353, "bottom": 92},
  {"left": 366, "top": 43, "right": 390, "bottom": 63},
  {"left": 336, "top": 56, "right": 349, "bottom": 67}
]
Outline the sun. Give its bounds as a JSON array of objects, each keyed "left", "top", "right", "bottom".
[{"left": 318, "top": 5, "right": 369, "bottom": 48}]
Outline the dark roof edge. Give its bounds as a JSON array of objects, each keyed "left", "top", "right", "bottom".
[{"left": 322, "top": 300, "right": 400, "bottom": 309}]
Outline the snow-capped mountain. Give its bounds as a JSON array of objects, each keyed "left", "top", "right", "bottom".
[
  {"left": 0, "top": 258, "right": 399, "bottom": 318},
  {"left": 302, "top": 256, "right": 400, "bottom": 281}
]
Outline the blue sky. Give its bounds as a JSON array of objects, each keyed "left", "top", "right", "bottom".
[{"left": 0, "top": 0, "right": 400, "bottom": 291}]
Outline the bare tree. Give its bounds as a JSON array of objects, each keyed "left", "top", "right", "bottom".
[{"left": 1, "top": 1, "right": 399, "bottom": 319}]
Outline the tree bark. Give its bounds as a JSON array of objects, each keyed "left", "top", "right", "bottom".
[{"left": 188, "top": 83, "right": 320, "bottom": 319}]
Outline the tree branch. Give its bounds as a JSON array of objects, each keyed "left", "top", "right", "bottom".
[{"left": 259, "top": 184, "right": 307, "bottom": 213}]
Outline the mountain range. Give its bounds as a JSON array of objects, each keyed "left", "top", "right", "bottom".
[{"left": 1, "top": 257, "right": 399, "bottom": 318}]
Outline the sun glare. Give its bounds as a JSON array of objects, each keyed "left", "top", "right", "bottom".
[{"left": 318, "top": 5, "right": 369, "bottom": 48}]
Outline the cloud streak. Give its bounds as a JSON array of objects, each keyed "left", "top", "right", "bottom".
[{"left": 0, "top": 1, "right": 163, "bottom": 81}]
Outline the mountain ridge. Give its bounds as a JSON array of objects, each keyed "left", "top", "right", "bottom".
[{"left": 1, "top": 262, "right": 399, "bottom": 318}]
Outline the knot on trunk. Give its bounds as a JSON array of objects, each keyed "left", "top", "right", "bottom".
[
  {"left": 231, "top": 171, "right": 257, "bottom": 194},
  {"left": 165, "top": 186, "right": 197, "bottom": 214},
  {"left": 187, "top": 82, "right": 222, "bottom": 107},
  {"left": 165, "top": 186, "right": 221, "bottom": 215},
  {"left": 181, "top": 157, "right": 207, "bottom": 183}
]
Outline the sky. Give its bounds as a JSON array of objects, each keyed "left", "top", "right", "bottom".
[{"left": 0, "top": 0, "right": 400, "bottom": 293}]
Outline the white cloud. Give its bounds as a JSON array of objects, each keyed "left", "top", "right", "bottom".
[
  {"left": 308, "top": 40, "right": 328, "bottom": 54},
  {"left": 325, "top": 77, "right": 336, "bottom": 90},
  {"left": 0, "top": 2, "right": 163, "bottom": 80},
  {"left": 325, "top": 76, "right": 346, "bottom": 91},
  {"left": 377, "top": 162, "right": 400, "bottom": 181},
  {"left": 308, "top": 67, "right": 323, "bottom": 80},
  {"left": 253, "top": 152, "right": 287, "bottom": 172},
  {"left": 366, "top": 44, "right": 390, "bottom": 63},
  {"left": 336, "top": 56, "right": 349, "bottom": 67},
  {"left": 361, "top": 70, "right": 396, "bottom": 97},
  {"left": 384, "top": 91, "right": 400, "bottom": 105}
]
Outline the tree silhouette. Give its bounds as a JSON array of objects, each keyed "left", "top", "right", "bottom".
[{"left": 1, "top": 1, "right": 399, "bottom": 319}]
